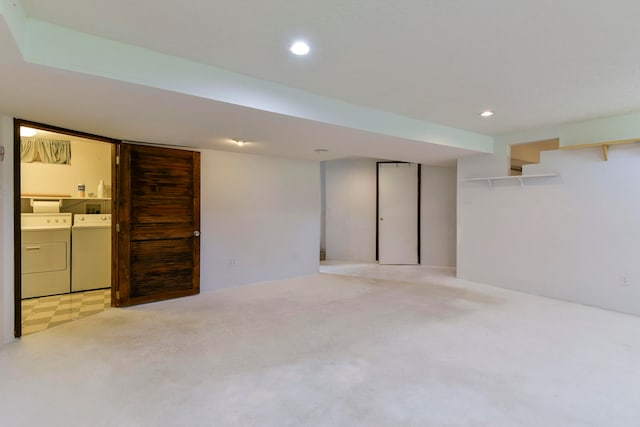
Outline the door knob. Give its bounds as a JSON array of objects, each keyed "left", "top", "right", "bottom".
[
  {"left": 380, "top": 217, "right": 384, "bottom": 221},
  {"left": 193, "top": 231, "right": 201, "bottom": 237}
]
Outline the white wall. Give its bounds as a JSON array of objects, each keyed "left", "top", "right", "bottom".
[
  {"left": 458, "top": 143, "right": 640, "bottom": 316},
  {"left": 200, "top": 150, "right": 320, "bottom": 290},
  {"left": 421, "top": 166, "right": 456, "bottom": 267},
  {"left": 324, "top": 158, "right": 378, "bottom": 262},
  {"left": 324, "top": 158, "right": 457, "bottom": 266},
  {"left": 1, "top": 115, "right": 14, "bottom": 344},
  {"left": 20, "top": 138, "right": 111, "bottom": 197}
]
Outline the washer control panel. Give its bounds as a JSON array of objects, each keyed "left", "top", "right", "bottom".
[{"left": 73, "top": 214, "right": 112, "bottom": 227}]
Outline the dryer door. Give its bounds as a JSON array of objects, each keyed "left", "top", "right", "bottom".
[
  {"left": 22, "top": 241, "right": 68, "bottom": 274},
  {"left": 21, "top": 229, "right": 71, "bottom": 299}
]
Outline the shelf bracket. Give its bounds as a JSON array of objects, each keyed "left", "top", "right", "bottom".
[{"left": 602, "top": 144, "right": 609, "bottom": 161}]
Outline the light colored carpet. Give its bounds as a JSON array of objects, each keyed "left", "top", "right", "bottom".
[{"left": 1, "top": 264, "right": 639, "bottom": 426}]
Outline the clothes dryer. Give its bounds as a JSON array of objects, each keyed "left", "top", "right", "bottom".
[{"left": 21, "top": 213, "right": 72, "bottom": 298}]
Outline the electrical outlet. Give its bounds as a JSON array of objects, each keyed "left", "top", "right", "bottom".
[
  {"left": 227, "top": 258, "right": 237, "bottom": 266},
  {"left": 620, "top": 275, "right": 630, "bottom": 287}
]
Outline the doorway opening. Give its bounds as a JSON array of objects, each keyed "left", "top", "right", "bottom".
[
  {"left": 510, "top": 138, "right": 559, "bottom": 175},
  {"left": 14, "top": 119, "right": 117, "bottom": 337}
]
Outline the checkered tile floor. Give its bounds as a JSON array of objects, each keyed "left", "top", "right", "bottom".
[{"left": 22, "top": 289, "right": 112, "bottom": 336}]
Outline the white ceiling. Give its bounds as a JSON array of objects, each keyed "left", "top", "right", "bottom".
[{"left": 3, "top": 0, "right": 640, "bottom": 163}]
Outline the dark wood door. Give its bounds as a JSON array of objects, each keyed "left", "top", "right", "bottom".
[{"left": 115, "top": 143, "right": 200, "bottom": 306}]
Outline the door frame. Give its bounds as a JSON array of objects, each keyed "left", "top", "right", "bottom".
[
  {"left": 375, "top": 161, "right": 421, "bottom": 264},
  {"left": 12, "top": 119, "right": 119, "bottom": 338}
]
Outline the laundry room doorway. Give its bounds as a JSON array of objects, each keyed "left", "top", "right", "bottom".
[
  {"left": 13, "top": 120, "right": 202, "bottom": 338},
  {"left": 14, "top": 120, "right": 117, "bottom": 337}
]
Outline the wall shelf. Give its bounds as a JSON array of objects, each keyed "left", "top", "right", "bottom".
[
  {"left": 559, "top": 138, "right": 640, "bottom": 161},
  {"left": 462, "top": 173, "right": 558, "bottom": 189},
  {"left": 21, "top": 196, "right": 112, "bottom": 214},
  {"left": 21, "top": 196, "right": 111, "bottom": 201}
]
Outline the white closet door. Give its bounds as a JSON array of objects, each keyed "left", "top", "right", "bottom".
[{"left": 378, "top": 162, "right": 419, "bottom": 264}]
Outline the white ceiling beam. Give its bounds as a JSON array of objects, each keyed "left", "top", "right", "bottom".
[{"left": 1, "top": 4, "right": 493, "bottom": 155}]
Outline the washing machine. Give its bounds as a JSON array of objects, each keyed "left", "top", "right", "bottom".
[
  {"left": 72, "top": 214, "right": 112, "bottom": 292},
  {"left": 21, "top": 213, "right": 72, "bottom": 299}
]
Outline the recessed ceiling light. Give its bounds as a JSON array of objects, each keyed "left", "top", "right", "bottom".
[
  {"left": 20, "top": 127, "right": 37, "bottom": 137},
  {"left": 480, "top": 110, "right": 494, "bottom": 117},
  {"left": 234, "top": 139, "right": 246, "bottom": 147},
  {"left": 290, "top": 41, "right": 310, "bottom": 56}
]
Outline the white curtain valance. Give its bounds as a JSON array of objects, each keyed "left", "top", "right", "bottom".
[{"left": 20, "top": 138, "right": 71, "bottom": 164}]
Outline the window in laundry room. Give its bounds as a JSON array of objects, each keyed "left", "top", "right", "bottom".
[{"left": 20, "top": 132, "right": 72, "bottom": 165}]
